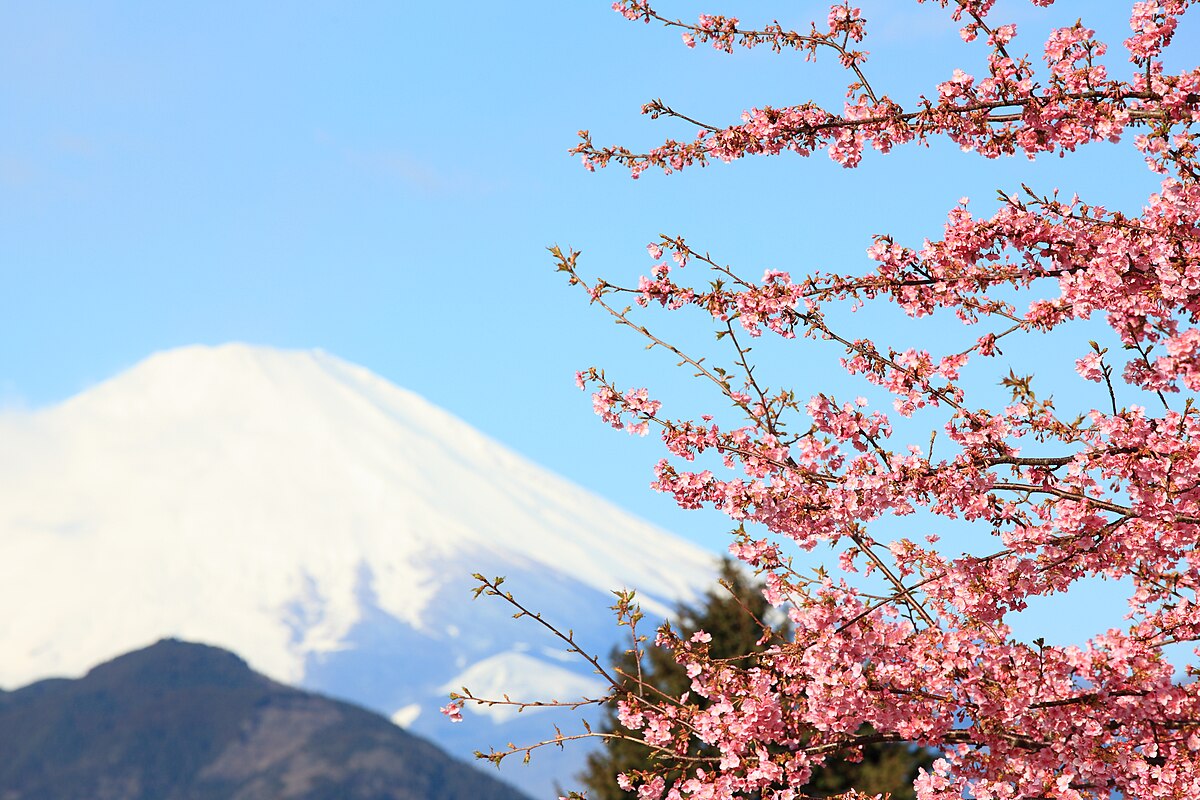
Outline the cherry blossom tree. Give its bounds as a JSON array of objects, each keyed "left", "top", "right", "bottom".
[{"left": 451, "top": 2, "right": 1200, "bottom": 798}]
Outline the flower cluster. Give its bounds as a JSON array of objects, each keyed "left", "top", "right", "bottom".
[
  {"left": 469, "top": 3, "right": 1200, "bottom": 799},
  {"left": 580, "top": 2, "right": 1200, "bottom": 175}
]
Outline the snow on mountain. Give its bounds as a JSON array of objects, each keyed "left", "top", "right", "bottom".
[{"left": 0, "top": 343, "right": 718, "bottom": 794}]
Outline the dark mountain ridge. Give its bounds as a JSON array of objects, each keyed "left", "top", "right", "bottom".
[{"left": 0, "top": 639, "right": 531, "bottom": 800}]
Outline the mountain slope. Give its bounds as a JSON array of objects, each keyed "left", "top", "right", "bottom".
[
  {"left": 0, "top": 343, "right": 718, "bottom": 794},
  {"left": 0, "top": 639, "right": 532, "bottom": 800}
]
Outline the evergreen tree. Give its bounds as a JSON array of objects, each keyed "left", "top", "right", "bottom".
[{"left": 579, "top": 560, "right": 932, "bottom": 800}]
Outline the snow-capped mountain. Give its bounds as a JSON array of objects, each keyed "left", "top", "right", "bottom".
[{"left": 0, "top": 344, "right": 718, "bottom": 795}]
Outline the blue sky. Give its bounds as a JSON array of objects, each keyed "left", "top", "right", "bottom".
[{"left": 1, "top": 0, "right": 1195, "bottom": 567}]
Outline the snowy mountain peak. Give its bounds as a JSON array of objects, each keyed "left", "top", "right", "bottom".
[
  {"left": 0, "top": 344, "right": 717, "bottom": 793},
  {"left": 61, "top": 343, "right": 446, "bottom": 437}
]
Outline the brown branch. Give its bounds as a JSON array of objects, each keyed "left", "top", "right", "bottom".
[{"left": 989, "top": 482, "right": 1200, "bottom": 524}]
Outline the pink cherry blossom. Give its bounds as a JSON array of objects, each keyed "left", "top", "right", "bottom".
[{"left": 462, "top": 4, "right": 1200, "bottom": 799}]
